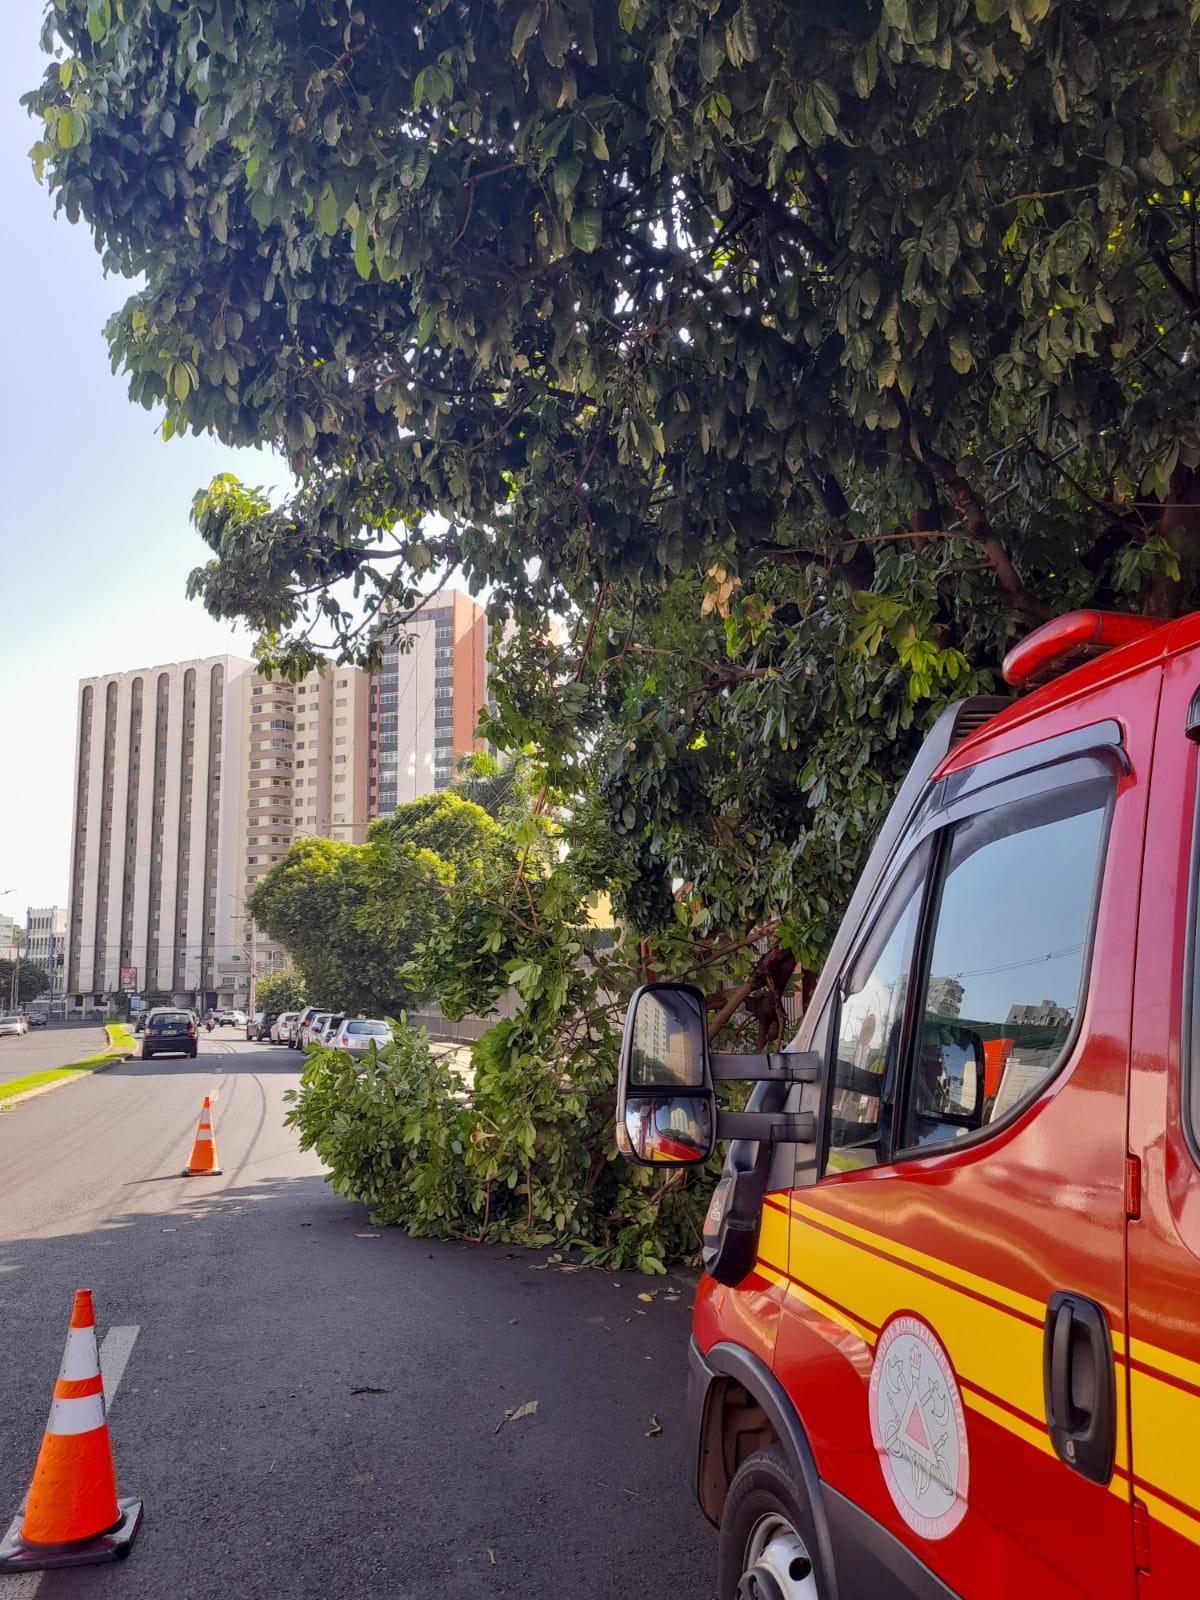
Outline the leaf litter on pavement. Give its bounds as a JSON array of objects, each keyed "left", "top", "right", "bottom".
[{"left": 494, "top": 1398, "right": 538, "bottom": 1434}]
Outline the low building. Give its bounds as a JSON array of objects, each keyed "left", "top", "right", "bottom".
[{"left": 25, "top": 905, "right": 68, "bottom": 1016}]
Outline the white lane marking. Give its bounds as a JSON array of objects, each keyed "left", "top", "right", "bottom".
[{"left": 99, "top": 1325, "right": 139, "bottom": 1410}]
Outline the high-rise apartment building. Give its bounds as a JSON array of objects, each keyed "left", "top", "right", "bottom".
[
  {"left": 25, "top": 906, "right": 68, "bottom": 1013},
  {"left": 370, "top": 592, "right": 488, "bottom": 815},
  {"left": 291, "top": 666, "right": 373, "bottom": 843},
  {"left": 240, "top": 665, "right": 372, "bottom": 988},
  {"left": 63, "top": 639, "right": 444, "bottom": 1013},
  {"left": 65, "top": 655, "right": 254, "bottom": 1013}
]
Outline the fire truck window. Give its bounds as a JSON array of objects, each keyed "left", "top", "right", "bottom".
[
  {"left": 902, "top": 778, "right": 1110, "bottom": 1154},
  {"left": 825, "top": 850, "right": 927, "bottom": 1174}
]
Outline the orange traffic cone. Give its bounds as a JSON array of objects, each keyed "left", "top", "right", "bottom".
[
  {"left": 182, "top": 1094, "right": 222, "bottom": 1175},
  {"left": 0, "top": 1290, "right": 142, "bottom": 1571}
]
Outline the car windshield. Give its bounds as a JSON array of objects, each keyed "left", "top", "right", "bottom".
[
  {"left": 153, "top": 1013, "right": 190, "bottom": 1025},
  {"left": 346, "top": 1021, "right": 389, "bottom": 1035}
]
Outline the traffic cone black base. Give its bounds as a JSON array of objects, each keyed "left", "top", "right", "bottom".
[{"left": 0, "top": 1498, "right": 143, "bottom": 1572}]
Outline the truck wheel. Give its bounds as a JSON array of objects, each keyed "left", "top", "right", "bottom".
[{"left": 718, "top": 1446, "right": 825, "bottom": 1600}]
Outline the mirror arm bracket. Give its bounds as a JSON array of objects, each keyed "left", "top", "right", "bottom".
[
  {"left": 710, "top": 1050, "right": 821, "bottom": 1084},
  {"left": 717, "top": 1110, "right": 816, "bottom": 1144}
]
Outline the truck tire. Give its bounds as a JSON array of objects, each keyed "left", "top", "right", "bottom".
[{"left": 718, "top": 1445, "right": 826, "bottom": 1600}]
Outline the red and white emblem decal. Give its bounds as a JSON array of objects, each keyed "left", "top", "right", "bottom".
[{"left": 868, "top": 1314, "right": 969, "bottom": 1540}]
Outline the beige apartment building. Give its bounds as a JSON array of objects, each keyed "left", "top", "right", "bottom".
[
  {"left": 370, "top": 592, "right": 488, "bottom": 815},
  {"left": 63, "top": 636, "right": 453, "bottom": 1013},
  {"left": 240, "top": 665, "right": 372, "bottom": 986},
  {"left": 65, "top": 654, "right": 254, "bottom": 1013}
]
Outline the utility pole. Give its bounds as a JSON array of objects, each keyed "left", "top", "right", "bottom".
[{"left": 248, "top": 918, "right": 257, "bottom": 1014}]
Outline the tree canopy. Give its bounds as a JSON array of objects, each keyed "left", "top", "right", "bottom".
[
  {"left": 254, "top": 966, "right": 307, "bottom": 1015},
  {"left": 0, "top": 962, "right": 51, "bottom": 1008},
  {"left": 26, "top": 0, "right": 1200, "bottom": 1005},
  {"left": 248, "top": 790, "right": 503, "bottom": 1013}
]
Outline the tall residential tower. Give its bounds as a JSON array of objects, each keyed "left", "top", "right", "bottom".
[
  {"left": 370, "top": 592, "right": 488, "bottom": 815},
  {"left": 65, "top": 655, "right": 253, "bottom": 1012}
]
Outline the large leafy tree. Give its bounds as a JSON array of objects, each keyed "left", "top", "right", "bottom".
[
  {"left": 254, "top": 966, "right": 307, "bottom": 1014},
  {"left": 26, "top": 0, "right": 1200, "bottom": 1006},
  {"left": 248, "top": 791, "right": 503, "bottom": 1013},
  {"left": 0, "top": 963, "right": 51, "bottom": 1008}
]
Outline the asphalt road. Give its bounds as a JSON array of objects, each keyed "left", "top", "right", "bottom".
[
  {"left": 0, "top": 1036, "right": 714, "bottom": 1599},
  {"left": 0, "top": 1023, "right": 108, "bottom": 1085}
]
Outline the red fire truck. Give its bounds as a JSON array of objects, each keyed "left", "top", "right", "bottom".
[{"left": 615, "top": 610, "right": 1200, "bottom": 1597}]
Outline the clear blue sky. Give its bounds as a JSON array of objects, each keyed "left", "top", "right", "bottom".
[{"left": 0, "top": 6, "right": 291, "bottom": 920}]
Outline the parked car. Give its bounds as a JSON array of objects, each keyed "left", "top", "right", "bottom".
[
  {"left": 246, "top": 1011, "right": 276, "bottom": 1042},
  {"left": 292, "top": 1006, "right": 322, "bottom": 1049},
  {"left": 319, "top": 1015, "right": 345, "bottom": 1046},
  {"left": 270, "top": 1012, "right": 298, "bottom": 1044},
  {"left": 0, "top": 1014, "right": 23, "bottom": 1038},
  {"left": 140, "top": 1008, "right": 197, "bottom": 1060},
  {"left": 328, "top": 1018, "right": 392, "bottom": 1055},
  {"left": 302, "top": 1012, "right": 331, "bottom": 1048},
  {"left": 27, "top": 1012, "right": 48, "bottom": 1028},
  {"left": 611, "top": 606, "right": 1200, "bottom": 1600}
]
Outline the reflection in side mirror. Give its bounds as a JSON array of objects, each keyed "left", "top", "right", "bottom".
[
  {"left": 940, "top": 1039, "right": 979, "bottom": 1114},
  {"left": 928, "top": 1024, "right": 985, "bottom": 1122},
  {"left": 629, "top": 986, "right": 707, "bottom": 1089},
  {"left": 616, "top": 983, "right": 717, "bottom": 1168},
  {"left": 619, "top": 1094, "right": 714, "bottom": 1165}
]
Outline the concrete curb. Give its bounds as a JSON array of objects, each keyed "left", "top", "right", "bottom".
[{"left": 0, "top": 1050, "right": 136, "bottom": 1113}]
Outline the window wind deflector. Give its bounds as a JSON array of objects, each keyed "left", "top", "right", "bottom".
[{"left": 932, "top": 720, "right": 1127, "bottom": 811}]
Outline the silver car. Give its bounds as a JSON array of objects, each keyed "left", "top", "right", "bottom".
[
  {"left": 328, "top": 1018, "right": 391, "bottom": 1055},
  {"left": 0, "top": 1014, "right": 23, "bottom": 1038}
]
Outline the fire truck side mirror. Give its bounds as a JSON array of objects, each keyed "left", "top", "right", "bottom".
[{"left": 615, "top": 984, "right": 716, "bottom": 1168}]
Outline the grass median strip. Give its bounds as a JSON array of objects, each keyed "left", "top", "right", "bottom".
[{"left": 0, "top": 1023, "right": 139, "bottom": 1105}]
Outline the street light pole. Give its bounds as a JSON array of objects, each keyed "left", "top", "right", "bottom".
[{"left": 0, "top": 892, "right": 18, "bottom": 1012}]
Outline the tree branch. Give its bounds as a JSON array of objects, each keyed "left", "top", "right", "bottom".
[
  {"left": 902, "top": 413, "right": 1048, "bottom": 619},
  {"left": 1150, "top": 247, "right": 1200, "bottom": 320}
]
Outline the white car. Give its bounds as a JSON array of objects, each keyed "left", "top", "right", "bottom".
[
  {"left": 291, "top": 1006, "right": 322, "bottom": 1048},
  {"left": 303, "top": 1012, "right": 332, "bottom": 1047},
  {"left": 214, "top": 1009, "right": 247, "bottom": 1027},
  {"left": 0, "top": 1014, "right": 23, "bottom": 1038},
  {"left": 319, "top": 1015, "right": 345, "bottom": 1046},
  {"left": 329, "top": 1018, "right": 392, "bottom": 1055},
  {"left": 270, "top": 1012, "right": 298, "bottom": 1044}
]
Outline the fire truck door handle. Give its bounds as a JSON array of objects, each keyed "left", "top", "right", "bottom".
[{"left": 1043, "top": 1291, "right": 1117, "bottom": 1486}]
